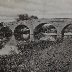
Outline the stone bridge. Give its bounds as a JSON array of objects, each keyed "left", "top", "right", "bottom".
[{"left": 2, "top": 18, "right": 72, "bottom": 45}]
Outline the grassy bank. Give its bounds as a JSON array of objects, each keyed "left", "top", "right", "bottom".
[{"left": 0, "top": 39, "right": 72, "bottom": 72}]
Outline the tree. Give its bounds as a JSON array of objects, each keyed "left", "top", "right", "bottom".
[
  {"left": 17, "top": 14, "right": 29, "bottom": 21},
  {"left": 30, "top": 15, "right": 38, "bottom": 19},
  {"left": 17, "top": 14, "right": 38, "bottom": 22}
]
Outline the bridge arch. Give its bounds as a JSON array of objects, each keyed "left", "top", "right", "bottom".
[
  {"left": 0, "top": 26, "right": 12, "bottom": 39},
  {"left": 14, "top": 24, "right": 30, "bottom": 41},
  {"left": 33, "top": 23, "right": 57, "bottom": 41},
  {"left": 61, "top": 24, "right": 72, "bottom": 39},
  {"left": 0, "top": 26, "right": 12, "bottom": 49}
]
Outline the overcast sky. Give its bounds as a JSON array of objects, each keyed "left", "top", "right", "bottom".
[{"left": 0, "top": 0, "right": 72, "bottom": 18}]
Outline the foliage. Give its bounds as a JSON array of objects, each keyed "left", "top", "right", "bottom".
[
  {"left": 0, "top": 39, "right": 72, "bottom": 72},
  {"left": 17, "top": 14, "right": 38, "bottom": 21}
]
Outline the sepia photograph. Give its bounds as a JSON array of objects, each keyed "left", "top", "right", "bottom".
[{"left": 0, "top": 0, "right": 72, "bottom": 72}]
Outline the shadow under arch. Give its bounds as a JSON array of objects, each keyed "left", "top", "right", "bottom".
[
  {"left": 0, "top": 26, "right": 13, "bottom": 49},
  {"left": 61, "top": 24, "right": 72, "bottom": 39},
  {"left": 0, "top": 26, "right": 12, "bottom": 39},
  {"left": 33, "top": 23, "right": 57, "bottom": 42},
  {"left": 14, "top": 24, "right": 30, "bottom": 41}
]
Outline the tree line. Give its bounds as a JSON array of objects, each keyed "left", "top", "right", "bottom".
[{"left": 17, "top": 14, "right": 38, "bottom": 21}]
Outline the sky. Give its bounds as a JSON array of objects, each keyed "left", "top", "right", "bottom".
[{"left": 0, "top": 0, "right": 72, "bottom": 18}]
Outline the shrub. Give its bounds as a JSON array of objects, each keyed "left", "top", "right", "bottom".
[{"left": 0, "top": 39, "right": 72, "bottom": 72}]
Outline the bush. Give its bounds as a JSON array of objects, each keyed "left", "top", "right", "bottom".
[
  {"left": 17, "top": 14, "right": 38, "bottom": 21},
  {"left": 0, "top": 39, "right": 72, "bottom": 72}
]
